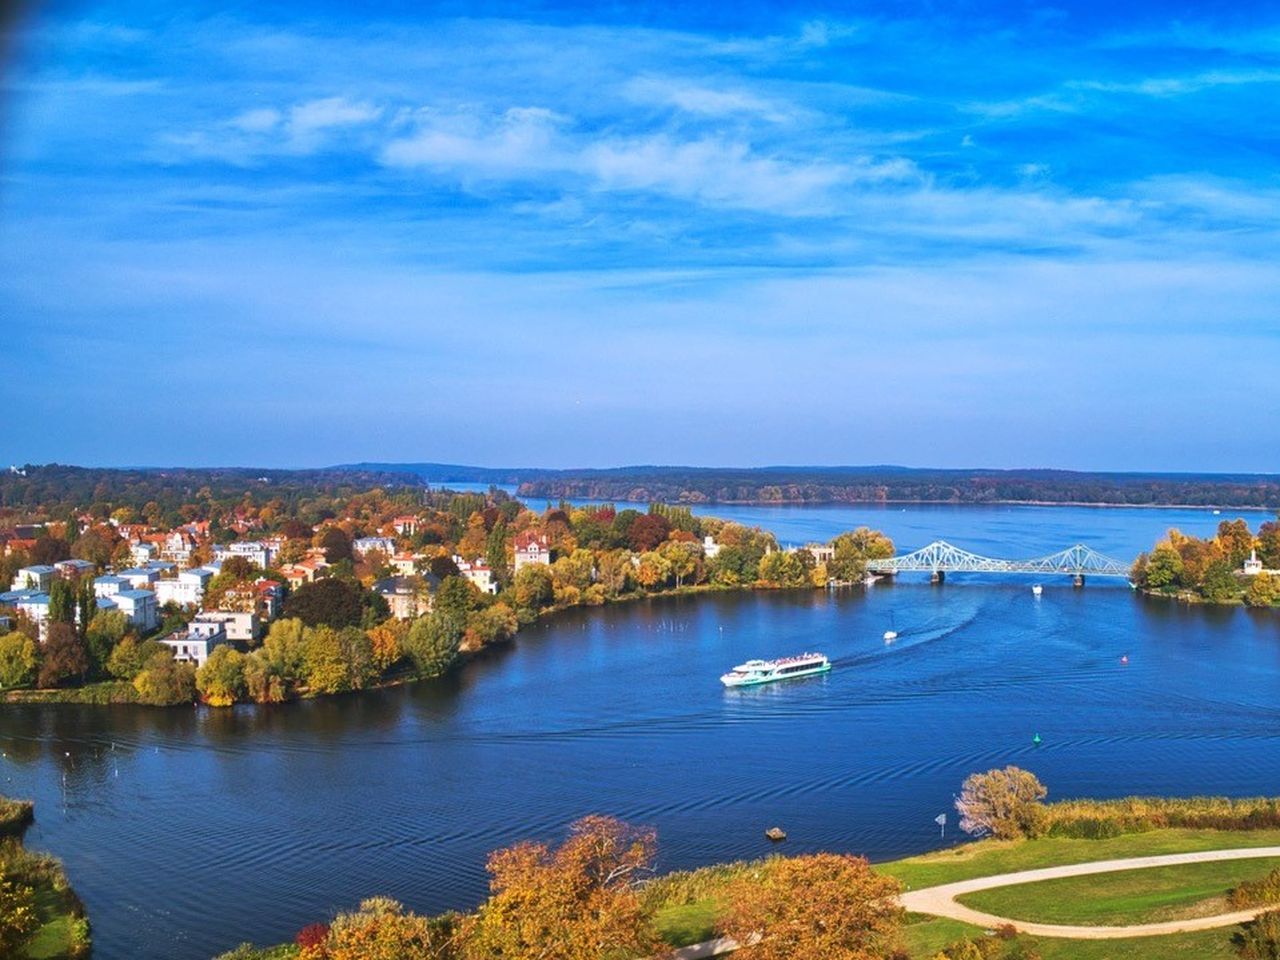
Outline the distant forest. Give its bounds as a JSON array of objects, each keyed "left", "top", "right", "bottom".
[
  {"left": 346, "top": 463, "right": 1280, "bottom": 509},
  {"left": 4, "top": 463, "right": 1278, "bottom": 517}
]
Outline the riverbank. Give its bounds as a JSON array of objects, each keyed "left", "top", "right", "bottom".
[
  {"left": 0, "top": 581, "right": 790, "bottom": 709},
  {"left": 209, "top": 826, "right": 1280, "bottom": 960},
  {"left": 0, "top": 798, "right": 91, "bottom": 959}
]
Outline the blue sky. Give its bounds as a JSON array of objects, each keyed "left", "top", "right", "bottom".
[{"left": 2, "top": 1, "right": 1278, "bottom": 470}]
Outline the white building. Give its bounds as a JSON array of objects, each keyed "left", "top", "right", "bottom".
[
  {"left": 161, "top": 531, "right": 198, "bottom": 566},
  {"left": 194, "top": 610, "right": 260, "bottom": 643},
  {"left": 131, "top": 541, "right": 159, "bottom": 566},
  {"left": 93, "top": 575, "right": 129, "bottom": 598},
  {"left": 105, "top": 590, "right": 159, "bottom": 633},
  {"left": 353, "top": 536, "right": 397, "bottom": 559},
  {"left": 117, "top": 567, "right": 160, "bottom": 590},
  {"left": 454, "top": 556, "right": 497, "bottom": 594},
  {"left": 373, "top": 576, "right": 435, "bottom": 620},
  {"left": 213, "top": 541, "right": 275, "bottom": 569},
  {"left": 54, "top": 559, "right": 96, "bottom": 580},
  {"left": 159, "top": 620, "right": 226, "bottom": 668},
  {"left": 9, "top": 565, "right": 54, "bottom": 592},
  {"left": 513, "top": 532, "right": 550, "bottom": 572},
  {"left": 702, "top": 535, "right": 721, "bottom": 559},
  {"left": 154, "top": 567, "right": 215, "bottom": 608}
]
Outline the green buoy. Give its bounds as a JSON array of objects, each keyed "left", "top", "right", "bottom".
[{"left": 1032, "top": 733, "right": 1042, "bottom": 746}]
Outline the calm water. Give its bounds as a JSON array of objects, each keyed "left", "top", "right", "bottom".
[{"left": 3, "top": 503, "right": 1279, "bottom": 960}]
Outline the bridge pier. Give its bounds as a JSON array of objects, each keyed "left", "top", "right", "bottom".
[
  {"left": 1073, "top": 574, "right": 1085, "bottom": 588},
  {"left": 931, "top": 570, "right": 945, "bottom": 585}
]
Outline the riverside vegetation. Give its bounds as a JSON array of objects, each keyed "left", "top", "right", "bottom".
[
  {"left": 1130, "top": 516, "right": 1280, "bottom": 606},
  {"left": 0, "top": 480, "right": 895, "bottom": 707},
  {"left": 0, "top": 797, "right": 90, "bottom": 959},
  {"left": 210, "top": 768, "right": 1280, "bottom": 960}
]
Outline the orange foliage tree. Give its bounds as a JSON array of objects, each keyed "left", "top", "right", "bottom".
[
  {"left": 719, "top": 853, "right": 904, "bottom": 960},
  {"left": 458, "top": 815, "right": 663, "bottom": 960}
]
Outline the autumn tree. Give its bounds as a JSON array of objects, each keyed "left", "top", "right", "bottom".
[
  {"left": 1216, "top": 518, "right": 1255, "bottom": 570},
  {"left": 197, "top": 645, "right": 248, "bottom": 706},
  {"left": 319, "top": 526, "right": 353, "bottom": 563},
  {"left": 1247, "top": 571, "right": 1280, "bottom": 608},
  {"left": 719, "top": 853, "right": 904, "bottom": 960},
  {"left": 320, "top": 896, "right": 457, "bottom": 960},
  {"left": 459, "top": 815, "right": 661, "bottom": 960},
  {"left": 627, "top": 513, "right": 671, "bottom": 552},
  {"left": 368, "top": 620, "right": 408, "bottom": 672},
  {"left": 956, "top": 766, "right": 1048, "bottom": 839},
  {"left": 38, "top": 623, "right": 88, "bottom": 688}
]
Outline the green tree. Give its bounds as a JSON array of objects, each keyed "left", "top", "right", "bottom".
[
  {"left": 1144, "top": 543, "right": 1184, "bottom": 589},
  {"left": 197, "top": 645, "right": 248, "bottom": 706},
  {"left": 47, "top": 578, "right": 76, "bottom": 624},
  {"left": 285, "top": 577, "right": 384, "bottom": 628},
  {"left": 107, "top": 637, "right": 168, "bottom": 680},
  {"left": 513, "top": 564, "right": 554, "bottom": 612},
  {"left": 258, "top": 618, "right": 308, "bottom": 692},
  {"left": 243, "top": 650, "right": 289, "bottom": 704},
  {"left": 133, "top": 651, "right": 197, "bottom": 705},
  {"left": 404, "top": 613, "right": 460, "bottom": 678},
  {"left": 84, "top": 610, "right": 131, "bottom": 677},
  {"left": 0, "top": 633, "right": 38, "bottom": 688},
  {"left": 1200, "top": 560, "right": 1238, "bottom": 603},
  {"left": 485, "top": 519, "right": 510, "bottom": 588}
]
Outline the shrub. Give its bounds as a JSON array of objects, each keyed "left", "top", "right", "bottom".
[
  {"left": 0, "top": 863, "right": 38, "bottom": 954},
  {"left": 1237, "top": 908, "right": 1280, "bottom": 960},
  {"left": 1233, "top": 869, "right": 1280, "bottom": 910},
  {"left": 295, "top": 922, "right": 329, "bottom": 950}
]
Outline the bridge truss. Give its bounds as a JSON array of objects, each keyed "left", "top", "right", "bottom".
[{"left": 866, "top": 540, "right": 1131, "bottom": 579}]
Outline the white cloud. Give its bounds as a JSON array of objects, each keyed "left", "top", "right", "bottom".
[{"left": 624, "top": 76, "right": 792, "bottom": 121}]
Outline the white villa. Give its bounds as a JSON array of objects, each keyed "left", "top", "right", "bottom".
[
  {"left": 513, "top": 532, "right": 550, "bottom": 572},
  {"left": 159, "top": 620, "right": 227, "bottom": 668},
  {"left": 194, "top": 610, "right": 260, "bottom": 643},
  {"left": 9, "top": 565, "right": 54, "bottom": 592},
  {"left": 454, "top": 555, "right": 497, "bottom": 594}
]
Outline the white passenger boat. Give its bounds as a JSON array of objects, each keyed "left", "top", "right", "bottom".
[
  {"left": 1032, "top": 584, "right": 1043, "bottom": 596},
  {"left": 720, "top": 653, "right": 831, "bottom": 687}
]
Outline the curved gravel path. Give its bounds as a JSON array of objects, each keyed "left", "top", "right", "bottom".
[{"left": 899, "top": 846, "right": 1280, "bottom": 938}]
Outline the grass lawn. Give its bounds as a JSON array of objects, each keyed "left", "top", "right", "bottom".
[
  {"left": 878, "top": 828, "right": 1280, "bottom": 891},
  {"left": 653, "top": 900, "right": 720, "bottom": 946},
  {"left": 19, "top": 884, "right": 88, "bottom": 959},
  {"left": 901, "top": 918, "right": 1242, "bottom": 960},
  {"left": 956, "top": 856, "right": 1280, "bottom": 925}
]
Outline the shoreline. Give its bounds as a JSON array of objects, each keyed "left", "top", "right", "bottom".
[{"left": 522, "top": 494, "right": 1277, "bottom": 512}]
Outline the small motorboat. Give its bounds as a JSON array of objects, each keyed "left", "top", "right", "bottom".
[
  {"left": 883, "top": 612, "right": 898, "bottom": 643},
  {"left": 1032, "top": 584, "right": 1043, "bottom": 597}
]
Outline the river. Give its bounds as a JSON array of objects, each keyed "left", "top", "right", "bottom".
[{"left": 3, "top": 502, "right": 1278, "bottom": 959}]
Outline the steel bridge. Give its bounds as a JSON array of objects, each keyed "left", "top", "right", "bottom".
[{"left": 866, "top": 540, "right": 1131, "bottom": 584}]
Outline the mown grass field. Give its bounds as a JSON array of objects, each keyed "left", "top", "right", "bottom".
[
  {"left": 647, "top": 829, "right": 1280, "bottom": 956},
  {"left": 956, "top": 855, "right": 1280, "bottom": 925},
  {"left": 878, "top": 828, "right": 1280, "bottom": 891}
]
